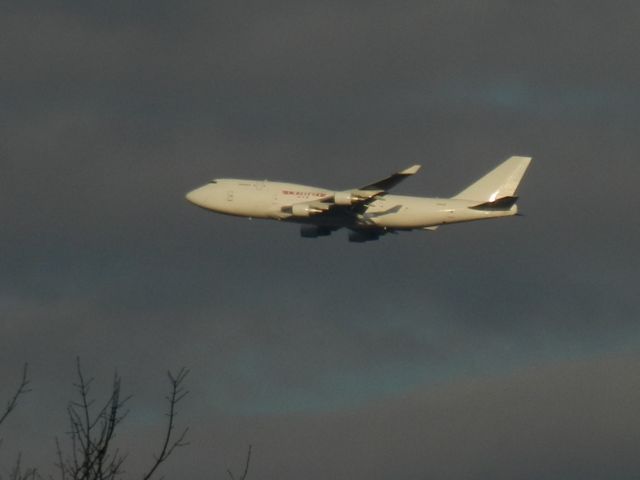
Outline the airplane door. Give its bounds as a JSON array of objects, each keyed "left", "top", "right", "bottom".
[{"left": 226, "top": 191, "right": 234, "bottom": 202}]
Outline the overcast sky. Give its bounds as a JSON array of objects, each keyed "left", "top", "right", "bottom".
[{"left": 2, "top": 1, "right": 640, "bottom": 478}]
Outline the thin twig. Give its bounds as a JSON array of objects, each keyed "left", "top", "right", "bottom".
[
  {"left": 0, "top": 364, "right": 31, "bottom": 426},
  {"left": 227, "top": 445, "right": 252, "bottom": 480},
  {"left": 141, "top": 368, "right": 190, "bottom": 480}
]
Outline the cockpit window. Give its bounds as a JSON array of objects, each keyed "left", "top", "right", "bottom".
[{"left": 209, "top": 180, "right": 218, "bottom": 184}]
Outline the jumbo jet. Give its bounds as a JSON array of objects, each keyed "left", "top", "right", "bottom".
[{"left": 185, "top": 156, "right": 532, "bottom": 242}]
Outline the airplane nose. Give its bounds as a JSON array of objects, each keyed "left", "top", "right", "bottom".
[
  {"left": 185, "top": 189, "right": 196, "bottom": 203},
  {"left": 185, "top": 186, "right": 209, "bottom": 207}
]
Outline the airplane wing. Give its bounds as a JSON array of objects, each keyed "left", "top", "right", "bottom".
[
  {"left": 281, "top": 164, "right": 421, "bottom": 217},
  {"left": 358, "top": 164, "right": 421, "bottom": 191}
]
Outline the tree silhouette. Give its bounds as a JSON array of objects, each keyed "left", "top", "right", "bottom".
[
  {"left": 0, "top": 364, "right": 36, "bottom": 480},
  {"left": 0, "top": 364, "right": 30, "bottom": 429},
  {"left": 1, "top": 361, "right": 194, "bottom": 480}
]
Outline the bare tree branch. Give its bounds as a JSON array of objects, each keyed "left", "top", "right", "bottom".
[
  {"left": 0, "top": 364, "right": 31, "bottom": 427},
  {"left": 53, "top": 437, "right": 67, "bottom": 480},
  {"left": 226, "top": 445, "right": 252, "bottom": 480},
  {"left": 56, "top": 358, "right": 130, "bottom": 480},
  {"left": 0, "top": 365, "right": 36, "bottom": 480},
  {"left": 7, "top": 452, "right": 38, "bottom": 480},
  {"left": 2, "top": 361, "right": 200, "bottom": 480},
  {"left": 140, "top": 368, "right": 190, "bottom": 480}
]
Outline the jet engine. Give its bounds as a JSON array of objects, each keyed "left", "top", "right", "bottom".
[
  {"left": 333, "top": 191, "right": 356, "bottom": 206},
  {"left": 334, "top": 189, "right": 381, "bottom": 205},
  {"left": 290, "top": 203, "right": 323, "bottom": 217}
]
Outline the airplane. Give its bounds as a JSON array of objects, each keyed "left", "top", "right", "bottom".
[{"left": 185, "top": 155, "right": 532, "bottom": 242}]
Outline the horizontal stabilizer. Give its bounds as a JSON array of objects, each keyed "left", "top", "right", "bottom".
[{"left": 470, "top": 195, "right": 519, "bottom": 210}]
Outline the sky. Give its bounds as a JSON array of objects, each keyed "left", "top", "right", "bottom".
[{"left": 2, "top": 1, "right": 640, "bottom": 478}]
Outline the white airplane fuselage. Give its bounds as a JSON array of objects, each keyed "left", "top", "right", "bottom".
[{"left": 186, "top": 179, "right": 517, "bottom": 230}]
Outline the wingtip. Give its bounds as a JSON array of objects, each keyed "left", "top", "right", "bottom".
[
  {"left": 401, "top": 164, "right": 421, "bottom": 175},
  {"left": 508, "top": 155, "right": 533, "bottom": 163}
]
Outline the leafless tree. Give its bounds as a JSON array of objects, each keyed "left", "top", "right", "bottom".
[
  {"left": 54, "top": 359, "right": 189, "bottom": 480},
  {"left": 140, "top": 368, "right": 190, "bottom": 480},
  {"left": 6, "top": 454, "right": 38, "bottom": 480},
  {"left": 0, "top": 364, "right": 31, "bottom": 429},
  {"left": 0, "top": 364, "right": 37, "bottom": 480},
  {"left": 2, "top": 362, "right": 251, "bottom": 479}
]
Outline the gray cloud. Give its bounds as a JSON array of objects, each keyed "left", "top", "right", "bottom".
[
  {"left": 2, "top": 1, "right": 640, "bottom": 478},
  {"left": 74, "top": 354, "right": 640, "bottom": 480}
]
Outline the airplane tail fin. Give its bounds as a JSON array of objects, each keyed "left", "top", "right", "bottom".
[{"left": 452, "top": 156, "right": 532, "bottom": 202}]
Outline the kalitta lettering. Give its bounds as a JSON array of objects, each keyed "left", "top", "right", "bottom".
[{"left": 281, "top": 190, "right": 327, "bottom": 197}]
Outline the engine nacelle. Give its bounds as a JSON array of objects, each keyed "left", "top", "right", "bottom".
[
  {"left": 291, "top": 203, "right": 323, "bottom": 217},
  {"left": 334, "top": 191, "right": 356, "bottom": 206}
]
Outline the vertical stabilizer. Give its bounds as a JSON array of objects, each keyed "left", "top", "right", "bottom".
[{"left": 453, "top": 156, "right": 532, "bottom": 202}]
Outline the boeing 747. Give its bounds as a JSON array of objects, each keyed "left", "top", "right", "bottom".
[{"left": 186, "top": 156, "right": 532, "bottom": 242}]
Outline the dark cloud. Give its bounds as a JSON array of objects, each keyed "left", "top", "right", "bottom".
[
  {"left": 2, "top": 1, "right": 640, "bottom": 478},
  {"left": 114, "top": 354, "right": 640, "bottom": 480}
]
